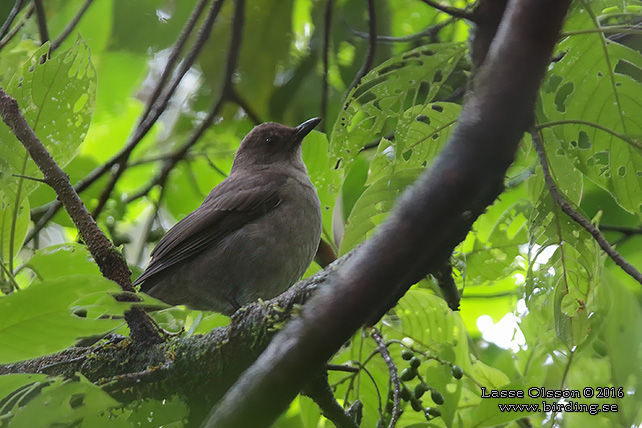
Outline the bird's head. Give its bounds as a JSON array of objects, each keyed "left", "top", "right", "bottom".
[{"left": 232, "top": 118, "right": 321, "bottom": 171}]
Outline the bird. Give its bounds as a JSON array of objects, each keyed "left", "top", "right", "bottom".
[{"left": 133, "top": 118, "right": 323, "bottom": 315}]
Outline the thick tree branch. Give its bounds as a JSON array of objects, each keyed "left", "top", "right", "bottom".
[
  {"left": 0, "top": 259, "right": 344, "bottom": 423},
  {"left": 204, "top": 0, "right": 572, "bottom": 426},
  {"left": 531, "top": 130, "right": 642, "bottom": 285}
]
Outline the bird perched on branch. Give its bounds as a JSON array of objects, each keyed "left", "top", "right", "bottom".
[{"left": 133, "top": 118, "right": 323, "bottom": 315}]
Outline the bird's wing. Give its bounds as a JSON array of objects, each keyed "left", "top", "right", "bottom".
[{"left": 134, "top": 172, "right": 286, "bottom": 288}]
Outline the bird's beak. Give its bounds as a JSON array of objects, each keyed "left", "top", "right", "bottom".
[{"left": 293, "top": 117, "right": 322, "bottom": 142}]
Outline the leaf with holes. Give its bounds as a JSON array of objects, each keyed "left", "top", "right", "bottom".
[
  {"left": 526, "top": 180, "right": 601, "bottom": 347},
  {"left": 8, "top": 375, "right": 119, "bottom": 427},
  {"left": 368, "top": 102, "right": 461, "bottom": 185},
  {"left": 540, "top": 34, "right": 642, "bottom": 216},
  {"left": 0, "top": 39, "right": 96, "bottom": 201},
  {"left": 330, "top": 43, "right": 466, "bottom": 174}
]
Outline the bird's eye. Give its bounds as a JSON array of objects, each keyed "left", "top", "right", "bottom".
[{"left": 265, "top": 137, "right": 273, "bottom": 144}]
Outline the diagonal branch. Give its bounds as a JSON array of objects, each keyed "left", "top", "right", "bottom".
[
  {"left": 0, "top": 87, "right": 164, "bottom": 344},
  {"left": 418, "top": 0, "right": 473, "bottom": 21},
  {"left": 302, "top": 373, "right": 360, "bottom": 428},
  {"left": 370, "top": 328, "right": 401, "bottom": 428},
  {"left": 203, "top": 0, "right": 573, "bottom": 426},
  {"left": 91, "top": 0, "right": 226, "bottom": 219},
  {"left": 50, "top": 0, "right": 95, "bottom": 52},
  {"left": 321, "top": 0, "right": 334, "bottom": 130},
  {"left": 531, "top": 130, "right": 642, "bottom": 285},
  {"left": 0, "top": 0, "right": 25, "bottom": 40},
  {"left": 346, "top": 0, "right": 377, "bottom": 95},
  {"left": 33, "top": 0, "right": 49, "bottom": 44},
  {"left": 0, "top": 87, "right": 131, "bottom": 290},
  {"left": 123, "top": 0, "right": 247, "bottom": 207},
  {"left": 0, "top": 3, "right": 33, "bottom": 50},
  {"left": 25, "top": 0, "right": 224, "bottom": 239}
]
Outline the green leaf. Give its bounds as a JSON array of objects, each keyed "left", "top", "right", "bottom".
[
  {"left": 330, "top": 43, "right": 466, "bottom": 173},
  {"left": 340, "top": 167, "right": 422, "bottom": 254},
  {"left": 0, "top": 275, "right": 123, "bottom": 364},
  {"left": 0, "top": 373, "right": 48, "bottom": 402},
  {"left": 8, "top": 375, "right": 119, "bottom": 427},
  {"left": 385, "top": 289, "right": 471, "bottom": 370},
  {"left": 472, "top": 377, "right": 544, "bottom": 428},
  {"left": 526, "top": 186, "right": 601, "bottom": 347},
  {"left": 25, "top": 243, "right": 101, "bottom": 280},
  {"left": 368, "top": 102, "right": 461, "bottom": 185},
  {"left": 462, "top": 197, "right": 530, "bottom": 286},
  {"left": 0, "top": 194, "right": 29, "bottom": 269},
  {"left": 0, "top": 39, "right": 96, "bottom": 200},
  {"left": 540, "top": 34, "right": 642, "bottom": 216}
]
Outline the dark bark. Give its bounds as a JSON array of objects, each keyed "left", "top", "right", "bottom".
[{"left": 204, "top": 0, "right": 573, "bottom": 426}]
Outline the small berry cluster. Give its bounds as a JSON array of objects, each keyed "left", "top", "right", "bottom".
[{"left": 383, "top": 348, "right": 464, "bottom": 422}]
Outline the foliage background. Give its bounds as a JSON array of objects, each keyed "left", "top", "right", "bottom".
[{"left": 1, "top": 0, "right": 642, "bottom": 426}]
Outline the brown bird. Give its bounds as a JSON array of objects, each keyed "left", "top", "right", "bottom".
[{"left": 134, "top": 118, "right": 323, "bottom": 315}]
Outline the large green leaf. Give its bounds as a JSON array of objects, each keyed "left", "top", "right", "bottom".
[
  {"left": 0, "top": 40, "right": 96, "bottom": 200},
  {"left": 368, "top": 102, "right": 461, "bottom": 185},
  {"left": 459, "top": 186, "right": 530, "bottom": 286},
  {"left": 7, "top": 375, "right": 119, "bottom": 427},
  {"left": 330, "top": 43, "right": 466, "bottom": 173},
  {"left": 526, "top": 173, "right": 602, "bottom": 347},
  {"left": 540, "top": 33, "right": 642, "bottom": 216},
  {"left": 302, "top": 130, "right": 342, "bottom": 246},
  {"left": 0, "top": 274, "right": 123, "bottom": 364},
  {"left": 340, "top": 167, "right": 422, "bottom": 254}
]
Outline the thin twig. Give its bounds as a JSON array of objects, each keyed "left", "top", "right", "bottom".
[
  {"left": 326, "top": 364, "right": 360, "bottom": 373},
  {"left": 536, "top": 120, "right": 642, "bottom": 150},
  {"left": 0, "top": 255, "right": 21, "bottom": 292},
  {"left": 350, "top": 17, "right": 456, "bottom": 43},
  {"left": 531, "top": 130, "right": 642, "bottom": 286},
  {"left": 0, "top": 87, "right": 132, "bottom": 290},
  {"left": 228, "top": 87, "right": 262, "bottom": 125},
  {"left": 302, "top": 373, "right": 360, "bottom": 428},
  {"left": 0, "top": 3, "right": 33, "bottom": 50},
  {"left": 321, "top": 0, "right": 334, "bottom": 130},
  {"left": 418, "top": 0, "right": 473, "bottom": 20},
  {"left": 346, "top": 0, "right": 377, "bottom": 96},
  {"left": 11, "top": 173, "right": 46, "bottom": 183},
  {"left": 599, "top": 224, "right": 642, "bottom": 236},
  {"left": 0, "top": 86, "right": 163, "bottom": 345},
  {"left": 24, "top": 0, "right": 214, "bottom": 241},
  {"left": 0, "top": 0, "right": 25, "bottom": 40},
  {"left": 50, "top": 0, "right": 95, "bottom": 52},
  {"left": 140, "top": 0, "right": 210, "bottom": 121},
  {"left": 370, "top": 327, "right": 401, "bottom": 428},
  {"left": 91, "top": 0, "right": 226, "bottom": 220},
  {"left": 32, "top": 0, "right": 49, "bottom": 44},
  {"left": 125, "top": 0, "right": 246, "bottom": 206}
]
